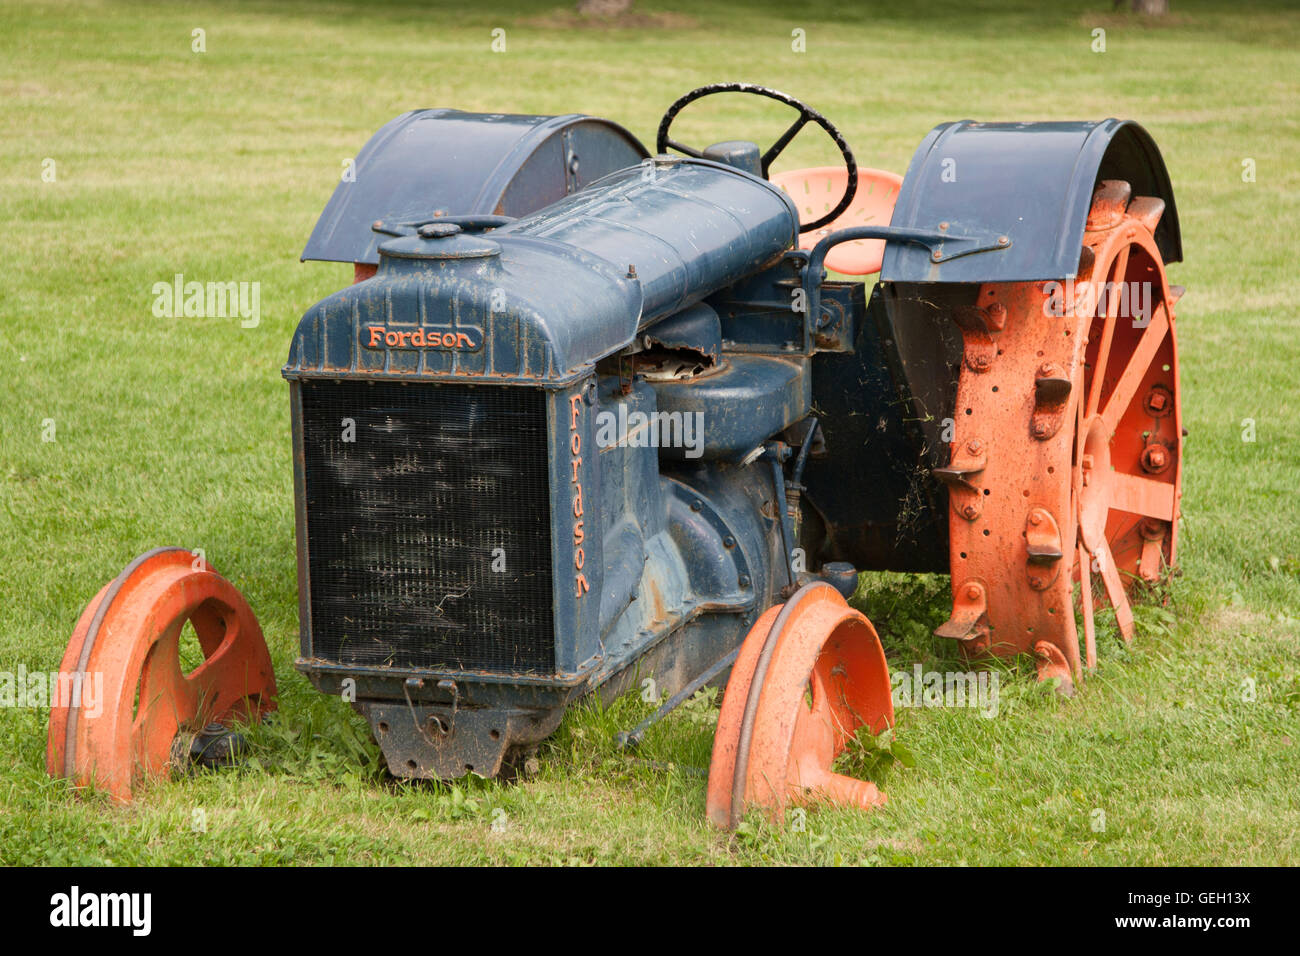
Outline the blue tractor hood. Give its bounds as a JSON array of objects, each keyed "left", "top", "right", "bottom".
[{"left": 285, "top": 158, "right": 799, "bottom": 385}]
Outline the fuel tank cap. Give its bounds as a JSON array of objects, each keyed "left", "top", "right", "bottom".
[{"left": 377, "top": 220, "right": 501, "bottom": 261}]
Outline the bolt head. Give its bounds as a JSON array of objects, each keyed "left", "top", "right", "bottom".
[
  {"left": 967, "top": 439, "right": 983, "bottom": 454},
  {"left": 1142, "top": 445, "right": 1170, "bottom": 471},
  {"left": 966, "top": 585, "right": 981, "bottom": 600},
  {"left": 962, "top": 504, "right": 979, "bottom": 520},
  {"left": 1030, "top": 513, "right": 1041, "bottom": 526},
  {"left": 1032, "top": 421, "right": 1050, "bottom": 437}
]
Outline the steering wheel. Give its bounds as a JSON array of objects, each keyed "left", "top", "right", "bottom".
[{"left": 656, "top": 83, "right": 858, "bottom": 233}]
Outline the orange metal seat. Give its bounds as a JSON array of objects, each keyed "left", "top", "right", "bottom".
[{"left": 770, "top": 166, "right": 904, "bottom": 275}]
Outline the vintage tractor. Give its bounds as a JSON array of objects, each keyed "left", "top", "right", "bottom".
[{"left": 47, "top": 85, "right": 1183, "bottom": 826}]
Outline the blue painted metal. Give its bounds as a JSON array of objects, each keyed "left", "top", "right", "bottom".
[
  {"left": 287, "top": 149, "right": 801, "bottom": 777},
  {"left": 702, "top": 140, "right": 763, "bottom": 177},
  {"left": 803, "top": 223, "right": 1009, "bottom": 332},
  {"left": 652, "top": 355, "right": 810, "bottom": 461},
  {"left": 302, "top": 110, "right": 647, "bottom": 266},
  {"left": 498, "top": 158, "right": 799, "bottom": 327},
  {"left": 882, "top": 119, "right": 1181, "bottom": 283},
  {"left": 643, "top": 303, "right": 722, "bottom": 365},
  {"left": 285, "top": 96, "right": 1182, "bottom": 780},
  {"left": 801, "top": 284, "right": 950, "bottom": 573},
  {"left": 284, "top": 158, "right": 798, "bottom": 385}
]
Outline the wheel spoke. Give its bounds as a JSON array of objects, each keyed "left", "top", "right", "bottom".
[
  {"left": 792, "top": 671, "right": 839, "bottom": 766},
  {"left": 134, "top": 623, "right": 201, "bottom": 774},
  {"left": 1109, "top": 471, "right": 1176, "bottom": 521},
  {"left": 189, "top": 600, "right": 234, "bottom": 658},
  {"left": 1101, "top": 302, "right": 1170, "bottom": 433},
  {"left": 1086, "top": 245, "right": 1129, "bottom": 417},
  {"left": 187, "top": 618, "right": 264, "bottom": 717},
  {"left": 1072, "top": 367, "right": 1086, "bottom": 510},
  {"left": 136, "top": 625, "right": 199, "bottom": 730},
  {"left": 761, "top": 114, "right": 810, "bottom": 172},
  {"left": 663, "top": 138, "right": 703, "bottom": 159},
  {"left": 1097, "top": 545, "right": 1136, "bottom": 642},
  {"left": 1078, "top": 542, "right": 1097, "bottom": 670}
]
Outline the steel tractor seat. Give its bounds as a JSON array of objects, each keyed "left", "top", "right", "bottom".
[{"left": 769, "top": 166, "right": 904, "bottom": 275}]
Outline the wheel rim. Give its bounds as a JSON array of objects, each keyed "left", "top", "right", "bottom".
[
  {"left": 46, "top": 549, "right": 277, "bottom": 802},
  {"left": 937, "top": 179, "right": 1182, "bottom": 685},
  {"left": 1072, "top": 198, "right": 1183, "bottom": 661},
  {"left": 707, "top": 583, "right": 893, "bottom": 829}
]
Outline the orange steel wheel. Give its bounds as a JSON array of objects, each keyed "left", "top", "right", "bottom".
[
  {"left": 46, "top": 548, "right": 277, "bottom": 802},
  {"left": 707, "top": 583, "right": 894, "bottom": 829},
  {"left": 936, "top": 180, "right": 1183, "bottom": 691}
]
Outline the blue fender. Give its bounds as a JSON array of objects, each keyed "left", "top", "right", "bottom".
[
  {"left": 881, "top": 119, "right": 1181, "bottom": 283},
  {"left": 302, "top": 110, "right": 647, "bottom": 266}
]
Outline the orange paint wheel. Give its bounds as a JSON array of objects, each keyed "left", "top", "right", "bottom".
[
  {"left": 937, "top": 179, "right": 1183, "bottom": 690},
  {"left": 707, "top": 583, "right": 894, "bottom": 829},
  {"left": 46, "top": 548, "right": 277, "bottom": 802}
]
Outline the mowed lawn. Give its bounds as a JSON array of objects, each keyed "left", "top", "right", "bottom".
[{"left": 1, "top": 0, "right": 1297, "bottom": 865}]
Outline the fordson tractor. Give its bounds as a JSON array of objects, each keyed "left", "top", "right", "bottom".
[{"left": 48, "top": 85, "right": 1184, "bottom": 827}]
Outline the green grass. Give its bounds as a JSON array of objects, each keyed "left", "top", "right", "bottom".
[{"left": 2, "top": 0, "right": 1298, "bottom": 865}]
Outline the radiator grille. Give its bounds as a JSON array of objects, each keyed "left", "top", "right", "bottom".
[{"left": 299, "top": 380, "right": 555, "bottom": 673}]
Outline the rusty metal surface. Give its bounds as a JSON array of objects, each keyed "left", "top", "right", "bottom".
[
  {"left": 936, "top": 179, "right": 1182, "bottom": 685},
  {"left": 47, "top": 549, "right": 276, "bottom": 802},
  {"left": 707, "top": 583, "right": 893, "bottom": 828}
]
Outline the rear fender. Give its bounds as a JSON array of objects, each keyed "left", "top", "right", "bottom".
[
  {"left": 302, "top": 110, "right": 647, "bottom": 265},
  {"left": 881, "top": 119, "right": 1180, "bottom": 283}
]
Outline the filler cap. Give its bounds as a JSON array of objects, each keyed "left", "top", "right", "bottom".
[{"left": 376, "top": 219, "right": 502, "bottom": 261}]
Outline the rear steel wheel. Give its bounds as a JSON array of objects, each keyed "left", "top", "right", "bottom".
[
  {"left": 707, "top": 583, "right": 893, "bottom": 828},
  {"left": 936, "top": 180, "right": 1183, "bottom": 689},
  {"left": 46, "top": 548, "right": 277, "bottom": 802}
]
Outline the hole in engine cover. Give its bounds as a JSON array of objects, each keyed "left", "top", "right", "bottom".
[{"left": 628, "top": 303, "right": 725, "bottom": 382}]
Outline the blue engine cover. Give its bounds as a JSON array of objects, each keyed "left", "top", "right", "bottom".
[{"left": 284, "top": 158, "right": 799, "bottom": 384}]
